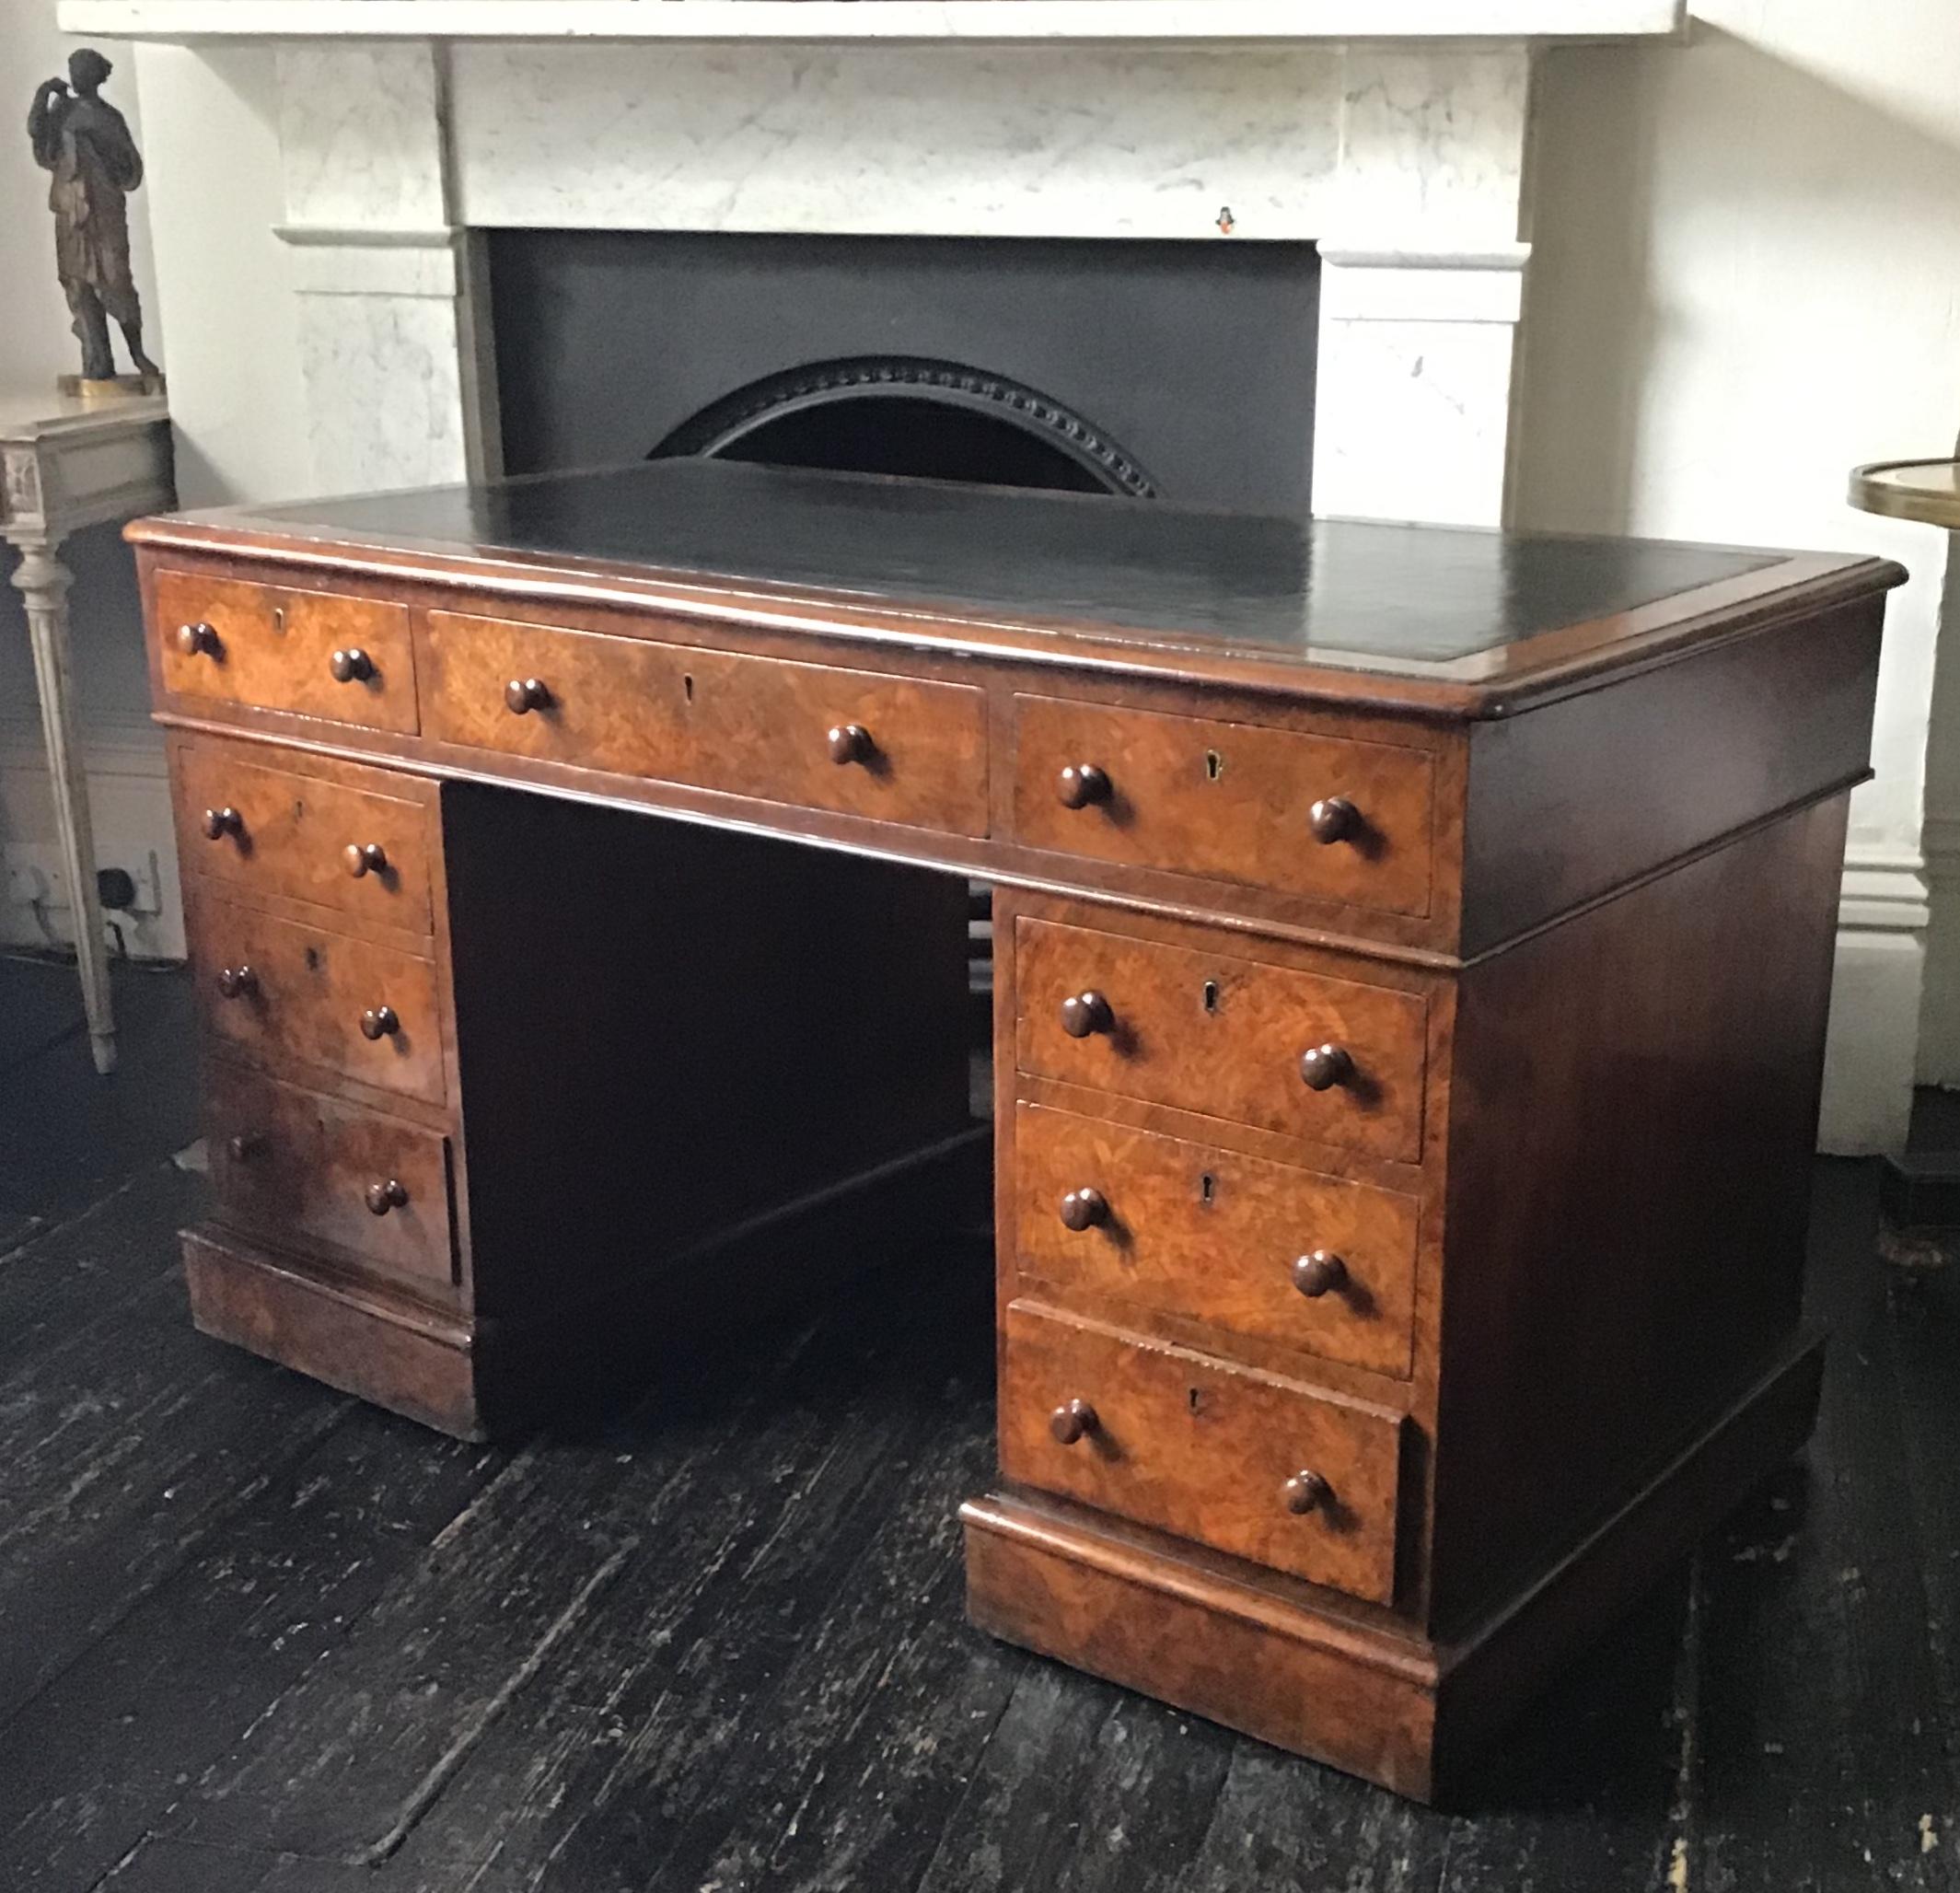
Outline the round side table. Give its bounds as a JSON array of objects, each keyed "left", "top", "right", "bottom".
[{"left": 1850, "top": 457, "right": 1960, "bottom": 528}]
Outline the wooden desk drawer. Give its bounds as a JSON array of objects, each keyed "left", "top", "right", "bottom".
[
  {"left": 157, "top": 571, "right": 418, "bottom": 732},
  {"left": 206, "top": 1063, "right": 456, "bottom": 1286},
  {"left": 1014, "top": 696, "right": 1434, "bottom": 917},
  {"left": 1015, "top": 918, "right": 1427, "bottom": 1163},
  {"left": 1000, "top": 1301, "right": 1404, "bottom": 1603},
  {"left": 171, "top": 739, "right": 435, "bottom": 938},
  {"left": 190, "top": 891, "right": 446, "bottom": 1106},
  {"left": 1013, "top": 1104, "right": 1418, "bottom": 1377},
  {"left": 420, "top": 611, "right": 989, "bottom": 837}
]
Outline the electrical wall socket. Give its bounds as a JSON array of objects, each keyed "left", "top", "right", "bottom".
[
  {"left": 0, "top": 844, "right": 164, "bottom": 916},
  {"left": 5, "top": 861, "right": 51, "bottom": 909}
]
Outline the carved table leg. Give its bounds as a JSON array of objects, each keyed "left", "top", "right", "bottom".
[{"left": 9, "top": 533, "right": 116, "bottom": 1074}]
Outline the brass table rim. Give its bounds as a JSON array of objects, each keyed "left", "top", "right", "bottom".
[{"left": 1849, "top": 457, "right": 1960, "bottom": 530}]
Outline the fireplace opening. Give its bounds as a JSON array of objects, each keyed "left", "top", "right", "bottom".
[
  {"left": 487, "top": 231, "right": 1318, "bottom": 511},
  {"left": 651, "top": 356, "right": 1158, "bottom": 498}
]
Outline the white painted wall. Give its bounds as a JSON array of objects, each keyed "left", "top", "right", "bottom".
[
  {"left": 0, "top": 11, "right": 185, "bottom": 957},
  {"left": 129, "top": 43, "right": 310, "bottom": 509},
  {"left": 1513, "top": 6, "right": 1960, "bottom": 1150},
  {"left": 0, "top": 17, "right": 311, "bottom": 964}
]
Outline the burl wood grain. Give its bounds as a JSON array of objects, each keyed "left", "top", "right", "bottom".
[
  {"left": 1012, "top": 1102, "right": 1419, "bottom": 1377},
  {"left": 155, "top": 571, "right": 419, "bottom": 734},
  {"left": 418, "top": 610, "right": 990, "bottom": 838},
  {"left": 998, "top": 1299, "right": 1405, "bottom": 1603},
  {"left": 182, "top": 1226, "right": 481, "bottom": 1436},
  {"left": 1014, "top": 694, "right": 1435, "bottom": 918},
  {"left": 169, "top": 735, "right": 436, "bottom": 940},
  {"left": 206, "top": 1062, "right": 456, "bottom": 1287},
  {"left": 1015, "top": 916, "right": 1428, "bottom": 1163},
  {"left": 962, "top": 1493, "right": 1439, "bottom": 1798},
  {"left": 188, "top": 888, "right": 446, "bottom": 1107}
]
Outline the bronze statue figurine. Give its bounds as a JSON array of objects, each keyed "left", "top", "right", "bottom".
[{"left": 28, "top": 48, "right": 159, "bottom": 386}]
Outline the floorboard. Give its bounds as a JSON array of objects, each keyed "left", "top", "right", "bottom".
[
  {"left": 0, "top": 953, "right": 200, "bottom": 1225},
  {"left": 0, "top": 956, "right": 1954, "bottom": 1891}
]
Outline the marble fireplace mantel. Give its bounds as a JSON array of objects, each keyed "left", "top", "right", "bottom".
[
  {"left": 54, "top": 4, "right": 1680, "bottom": 527},
  {"left": 61, "top": 1, "right": 1686, "bottom": 47}
]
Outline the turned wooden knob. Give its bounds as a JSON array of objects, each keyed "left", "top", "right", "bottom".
[
  {"left": 225, "top": 1132, "right": 264, "bottom": 1164},
  {"left": 359, "top": 1005, "right": 400, "bottom": 1041},
  {"left": 328, "top": 646, "right": 375, "bottom": 684},
  {"left": 200, "top": 806, "right": 243, "bottom": 842},
  {"left": 1299, "top": 1043, "right": 1354, "bottom": 1092},
  {"left": 1291, "top": 1249, "right": 1348, "bottom": 1297},
  {"left": 1056, "top": 763, "right": 1111, "bottom": 810},
  {"left": 1059, "top": 991, "right": 1113, "bottom": 1039},
  {"left": 1308, "top": 796, "right": 1361, "bottom": 844},
  {"left": 215, "top": 964, "right": 258, "bottom": 1001},
  {"left": 1050, "top": 1399, "right": 1098, "bottom": 1446},
  {"left": 173, "top": 621, "right": 219, "bottom": 658},
  {"left": 342, "top": 842, "right": 388, "bottom": 879},
  {"left": 1059, "top": 1187, "right": 1108, "bottom": 1232},
  {"left": 1284, "top": 1470, "right": 1332, "bottom": 1516},
  {"left": 828, "top": 722, "right": 874, "bottom": 765},
  {"left": 504, "top": 677, "right": 551, "bottom": 715},
  {"left": 365, "top": 1179, "right": 409, "bottom": 1216}
]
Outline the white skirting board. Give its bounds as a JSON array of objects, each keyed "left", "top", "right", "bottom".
[
  {"left": 1915, "top": 813, "right": 1960, "bottom": 1091},
  {"left": 1819, "top": 848, "right": 1930, "bottom": 1156},
  {"left": 0, "top": 717, "right": 184, "bottom": 962}
]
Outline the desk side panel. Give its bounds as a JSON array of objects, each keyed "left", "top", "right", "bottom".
[
  {"left": 1432, "top": 796, "right": 1848, "bottom": 1630},
  {"left": 1461, "top": 598, "right": 1884, "bottom": 955}
]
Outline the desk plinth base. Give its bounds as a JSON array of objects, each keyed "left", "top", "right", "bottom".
[
  {"left": 962, "top": 1336, "right": 1824, "bottom": 1804},
  {"left": 185, "top": 1227, "right": 488, "bottom": 1435}
]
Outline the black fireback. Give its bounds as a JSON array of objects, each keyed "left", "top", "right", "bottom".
[{"left": 488, "top": 231, "right": 1317, "bottom": 513}]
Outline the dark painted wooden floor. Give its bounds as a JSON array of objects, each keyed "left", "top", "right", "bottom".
[{"left": 2, "top": 950, "right": 1955, "bottom": 1892}]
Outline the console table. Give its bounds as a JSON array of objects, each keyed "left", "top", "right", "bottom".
[
  {"left": 3, "top": 390, "right": 173, "bottom": 1073},
  {"left": 133, "top": 459, "right": 1900, "bottom": 1799}
]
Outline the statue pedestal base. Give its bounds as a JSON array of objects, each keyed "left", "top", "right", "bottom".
[{"left": 58, "top": 373, "right": 167, "bottom": 401}]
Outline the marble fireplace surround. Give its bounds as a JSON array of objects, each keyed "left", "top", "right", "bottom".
[
  {"left": 62, "top": 4, "right": 1691, "bottom": 527},
  {"left": 291, "top": 36, "right": 1537, "bottom": 525}
]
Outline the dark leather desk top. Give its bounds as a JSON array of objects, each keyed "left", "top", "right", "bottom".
[{"left": 134, "top": 459, "right": 1902, "bottom": 714}]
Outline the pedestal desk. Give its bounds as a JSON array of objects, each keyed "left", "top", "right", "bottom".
[{"left": 133, "top": 460, "right": 1902, "bottom": 1800}]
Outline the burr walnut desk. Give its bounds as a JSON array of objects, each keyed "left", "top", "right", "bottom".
[{"left": 133, "top": 460, "right": 1901, "bottom": 1801}]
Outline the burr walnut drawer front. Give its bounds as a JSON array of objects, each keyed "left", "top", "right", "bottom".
[
  {"left": 170, "top": 737, "right": 435, "bottom": 939},
  {"left": 188, "top": 889, "right": 446, "bottom": 1107},
  {"left": 1014, "top": 696, "right": 1435, "bottom": 917},
  {"left": 156, "top": 570, "right": 418, "bottom": 732},
  {"left": 1000, "top": 1300, "right": 1405, "bottom": 1603},
  {"left": 1015, "top": 919, "right": 1428, "bottom": 1164},
  {"left": 1013, "top": 1104, "right": 1419, "bottom": 1378},
  {"left": 419, "top": 611, "right": 991, "bottom": 838},
  {"left": 206, "top": 1063, "right": 457, "bottom": 1286}
]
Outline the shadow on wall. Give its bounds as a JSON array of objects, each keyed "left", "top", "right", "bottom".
[
  {"left": 1516, "top": 21, "right": 1960, "bottom": 1115},
  {"left": 1513, "top": 24, "right": 1960, "bottom": 541}
]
